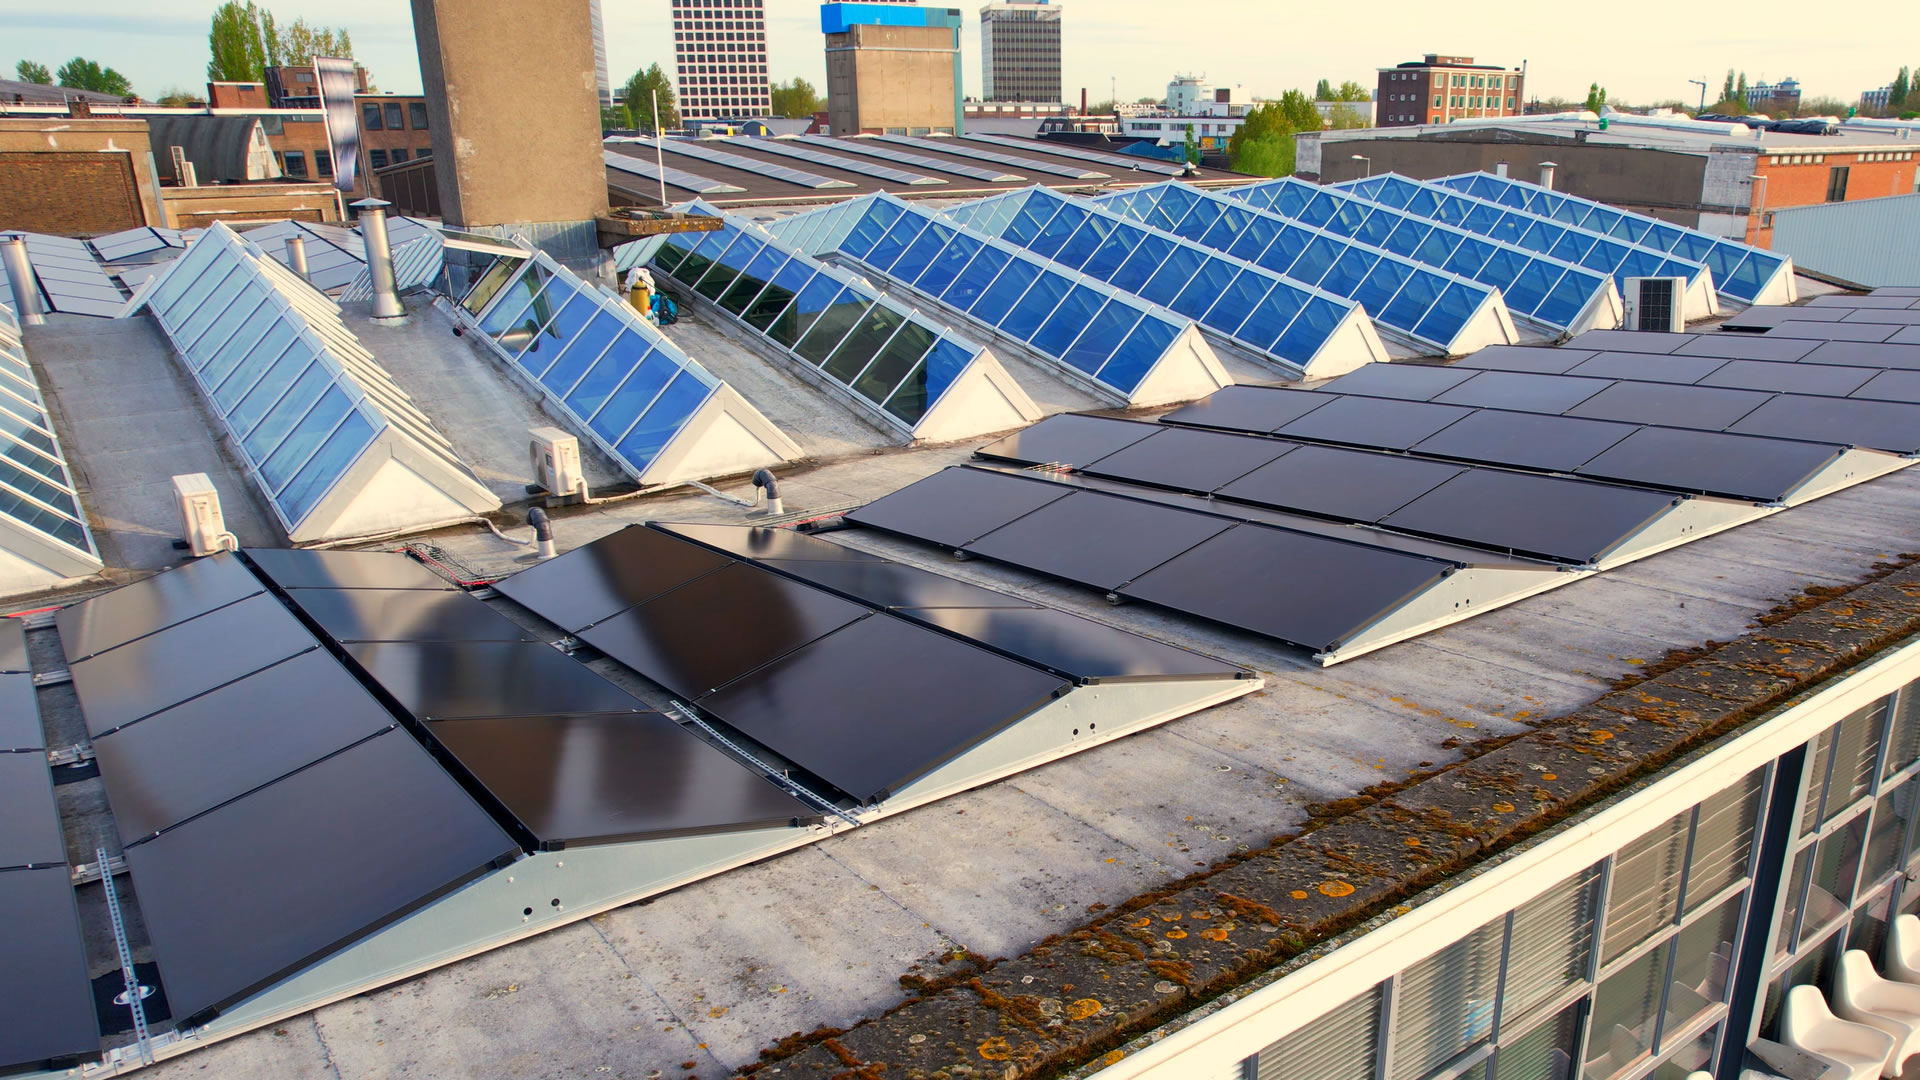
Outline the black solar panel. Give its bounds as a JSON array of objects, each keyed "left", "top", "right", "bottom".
[
  {"left": 91, "top": 651, "right": 396, "bottom": 843},
  {"left": 244, "top": 548, "right": 457, "bottom": 590},
  {"left": 1843, "top": 309, "right": 1920, "bottom": 326},
  {"left": 345, "top": 641, "right": 648, "bottom": 719},
  {"left": 422, "top": 713, "right": 817, "bottom": 848},
  {"left": 760, "top": 558, "right": 1038, "bottom": 610},
  {"left": 1406, "top": 409, "right": 1638, "bottom": 474},
  {"left": 641, "top": 521, "right": 881, "bottom": 564},
  {"left": 1434, "top": 371, "right": 1606, "bottom": 413},
  {"left": 0, "top": 753, "right": 65, "bottom": 870},
  {"left": 1810, "top": 295, "right": 1919, "bottom": 309},
  {"left": 0, "top": 672, "right": 38, "bottom": 751},
  {"left": 1217, "top": 444, "right": 1463, "bottom": 523},
  {"left": 0, "top": 867, "right": 100, "bottom": 1072},
  {"left": 0, "top": 617, "right": 25, "bottom": 672},
  {"left": 965, "top": 490, "right": 1233, "bottom": 588},
  {"left": 578, "top": 563, "right": 869, "bottom": 701},
  {"left": 845, "top": 465, "right": 1074, "bottom": 548},
  {"left": 1767, "top": 322, "right": 1900, "bottom": 343},
  {"left": 56, "top": 552, "right": 261, "bottom": 661},
  {"left": 1314, "top": 364, "right": 1477, "bottom": 401},
  {"left": 1723, "top": 306, "right": 1849, "bottom": 328},
  {"left": 699, "top": 615, "right": 1068, "bottom": 802},
  {"left": 1157, "top": 384, "right": 1333, "bottom": 435},
  {"left": 1565, "top": 352, "right": 1730, "bottom": 385},
  {"left": 901, "top": 606, "right": 1243, "bottom": 681},
  {"left": 491, "top": 525, "right": 732, "bottom": 633},
  {"left": 1572, "top": 426, "right": 1841, "bottom": 502},
  {"left": 1727, "top": 395, "right": 1920, "bottom": 453},
  {"left": 1381, "top": 469, "right": 1679, "bottom": 564},
  {"left": 974, "top": 412, "right": 1158, "bottom": 467},
  {"left": 1672, "top": 335, "right": 1819, "bottom": 362},
  {"left": 1696, "top": 359, "right": 1877, "bottom": 397},
  {"left": 1852, "top": 370, "right": 1920, "bottom": 404},
  {"left": 289, "top": 589, "right": 540, "bottom": 644},
  {"left": 1564, "top": 381, "right": 1771, "bottom": 429},
  {"left": 124, "top": 728, "right": 516, "bottom": 1026},
  {"left": 1276, "top": 394, "right": 1473, "bottom": 450},
  {"left": 1080, "top": 426, "right": 1293, "bottom": 493},
  {"left": 1803, "top": 341, "right": 1920, "bottom": 370},
  {"left": 67, "top": 592, "right": 318, "bottom": 737},
  {"left": 1565, "top": 330, "right": 1684, "bottom": 354},
  {"left": 1893, "top": 327, "right": 1920, "bottom": 345},
  {"left": 1450, "top": 346, "right": 1593, "bottom": 374}
]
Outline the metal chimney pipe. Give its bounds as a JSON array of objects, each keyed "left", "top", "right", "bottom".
[
  {"left": 350, "top": 197, "right": 407, "bottom": 322},
  {"left": 284, "top": 235, "right": 310, "bottom": 282},
  {"left": 1494, "top": 161, "right": 1509, "bottom": 178},
  {"left": 1538, "top": 161, "right": 1559, "bottom": 190},
  {"left": 1, "top": 234, "right": 46, "bottom": 326}
]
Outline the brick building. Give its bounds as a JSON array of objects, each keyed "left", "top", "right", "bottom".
[
  {"left": 1376, "top": 53, "right": 1524, "bottom": 128},
  {"left": 355, "top": 93, "right": 434, "bottom": 197},
  {"left": 264, "top": 62, "right": 370, "bottom": 109},
  {"left": 1749, "top": 144, "right": 1918, "bottom": 245},
  {"left": 822, "top": 3, "right": 965, "bottom": 135}
]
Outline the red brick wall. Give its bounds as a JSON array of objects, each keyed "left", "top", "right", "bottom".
[
  {"left": 0, "top": 152, "right": 143, "bottom": 234},
  {"left": 1748, "top": 149, "right": 1919, "bottom": 244}
]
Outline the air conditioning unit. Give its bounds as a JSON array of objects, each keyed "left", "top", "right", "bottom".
[
  {"left": 172, "top": 473, "right": 234, "bottom": 556},
  {"left": 528, "top": 427, "right": 586, "bottom": 503},
  {"left": 1623, "top": 276, "right": 1686, "bottom": 333}
]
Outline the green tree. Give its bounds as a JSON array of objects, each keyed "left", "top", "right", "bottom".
[
  {"left": 275, "top": 17, "right": 353, "bottom": 63},
  {"left": 1326, "top": 103, "right": 1371, "bottom": 129},
  {"left": 1084, "top": 98, "right": 1116, "bottom": 115},
  {"left": 1277, "top": 89, "right": 1322, "bottom": 132},
  {"left": 207, "top": 1, "right": 268, "bottom": 82},
  {"left": 1584, "top": 82, "right": 1607, "bottom": 112},
  {"left": 15, "top": 60, "right": 51, "bottom": 84},
  {"left": 56, "top": 57, "right": 132, "bottom": 96},
  {"left": 1227, "top": 95, "right": 1317, "bottom": 176},
  {"left": 1736, "top": 71, "right": 1747, "bottom": 101},
  {"left": 622, "top": 64, "right": 678, "bottom": 132},
  {"left": 1234, "top": 136, "right": 1293, "bottom": 177},
  {"left": 1705, "top": 97, "right": 1748, "bottom": 116},
  {"left": 1182, "top": 123, "right": 1200, "bottom": 165},
  {"left": 1336, "top": 80, "right": 1370, "bottom": 102},
  {"left": 1721, "top": 69, "right": 1735, "bottom": 103},
  {"left": 1314, "top": 78, "right": 1334, "bottom": 101},
  {"left": 1892, "top": 67, "right": 1912, "bottom": 113},
  {"left": 769, "top": 77, "right": 822, "bottom": 119}
]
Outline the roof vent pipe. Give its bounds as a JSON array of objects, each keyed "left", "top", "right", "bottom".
[
  {"left": 527, "top": 506, "right": 556, "bottom": 560},
  {"left": 1, "top": 234, "right": 46, "bottom": 326},
  {"left": 284, "top": 235, "right": 310, "bottom": 282},
  {"left": 1539, "top": 161, "right": 1558, "bottom": 190},
  {"left": 350, "top": 197, "right": 407, "bottom": 323},
  {"left": 752, "top": 468, "right": 782, "bottom": 516},
  {"left": 1495, "top": 161, "right": 1508, "bottom": 177}
]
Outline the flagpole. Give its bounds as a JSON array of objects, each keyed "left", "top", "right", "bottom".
[{"left": 652, "top": 87, "right": 667, "bottom": 209}]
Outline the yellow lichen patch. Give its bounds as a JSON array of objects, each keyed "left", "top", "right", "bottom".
[
  {"left": 1066, "top": 998, "right": 1103, "bottom": 1020},
  {"left": 1131, "top": 917, "right": 1152, "bottom": 928},
  {"left": 1200, "top": 927, "right": 1229, "bottom": 941},
  {"left": 1190, "top": 911, "right": 1213, "bottom": 920},
  {"left": 1445, "top": 717, "right": 1477, "bottom": 729},
  {"left": 1160, "top": 912, "right": 1182, "bottom": 921},
  {"left": 1166, "top": 929, "right": 1188, "bottom": 939},
  {"left": 1290, "top": 890, "right": 1309, "bottom": 899},
  {"left": 1626, "top": 658, "right": 1646, "bottom": 665},
  {"left": 1492, "top": 802, "right": 1516, "bottom": 813},
  {"left": 1591, "top": 731, "right": 1613, "bottom": 743},
  {"left": 1541, "top": 773, "right": 1558, "bottom": 781},
  {"left": 1404, "top": 837, "right": 1422, "bottom": 847},
  {"left": 707, "top": 1006, "right": 728, "bottom": 1018},
  {"left": 1318, "top": 880, "right": 1355, "bottom": 898},
  {"left": 978, "top": 1036, "right": 1013, "bottom": 1061},
  {"left": 1099, "top": 1050, "right": 1126, "bottom": 1066}
]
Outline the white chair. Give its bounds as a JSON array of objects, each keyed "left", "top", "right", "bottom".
[
  {"left": 1785, "top": 984, "right": 1902, "bottom": 1080},
  {"left": 1836, "top": 950, "right": 1920, "bottom": 1076},
  {"left": 1889, "top": 915, "right": 1920, "bottom": 985}
]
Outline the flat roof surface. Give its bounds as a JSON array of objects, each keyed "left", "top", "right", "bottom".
[{"left": 1319, "top": 114, "right": 1920, "bottom": 153}]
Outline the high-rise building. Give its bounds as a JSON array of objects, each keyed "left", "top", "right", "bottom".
[
  {"left": 1375, "top": 53, "right": 1524, "bottom": 127},
  {"left": 980, "top": 0, "right": 1061, "bottom": 104},
  {"left": 590, "top": 0, "right": 611, "bottom": 107},
  {"left": 821, "top": 3, "right": 964, "bottom": 135},
  {"left": 671, "top": 0, "right": 771, "bottom": 124}
]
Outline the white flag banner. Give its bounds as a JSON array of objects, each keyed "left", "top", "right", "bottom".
[{"left": 314, "top": 56, "right": 361, "bottom": 194}]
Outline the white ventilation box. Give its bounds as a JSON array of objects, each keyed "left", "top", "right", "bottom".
[
  {"left": 172, "top": 473, "right": 234, "bottom": 556},
  {"left": 529, "top": 427, "right": 586, "bottom": 501},
  {"left": 1623, "top": 276, "right": 1687, "bottom": 333}
]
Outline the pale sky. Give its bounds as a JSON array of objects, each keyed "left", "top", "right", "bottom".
[{"left": 0, "top": 0, "right": 1907, "bottom": 108}]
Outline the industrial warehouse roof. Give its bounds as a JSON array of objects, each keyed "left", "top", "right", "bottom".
[
  {"left": 604, "top": 133, "right": 1250, "bottom": 207},
  {"left": 1311, "top": 109, "right": 1920, "bottom": 155}
]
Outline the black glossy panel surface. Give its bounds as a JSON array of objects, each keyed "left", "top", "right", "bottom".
[
  {"left": 1216, "top": 444, "right": 1463, "bottom": 523},
  {"left": 1383, "top": 470, "right": 1677, "bottom": 564},
  {"left": 92, "top": 651, "right": 396, "bottom": 844},
  {"left": 1565, "top": 330, "right": 1685, "bottom": 354},
  {"left": 0, "top": 672, "right": 38, "bottom": 751},
  {"left": 1408, "top": 410, "right": 1636, "bottom": 473},
  {"left": 492, "top": 526, "right": 732, "bottom": 633},
  {"left": 1573, "top": 426, "right": 1839, "bottom": 502},
  {"left": 1275, "top": 394, "right": 1474, "bottom": 450},
  {"left": 1081, "top": 427, "right": 1293, "bottom": 493},
  {"left": 1121, "top": 525, "right": 1449, "bottom": 653},
  {"left": 68, "top": 593, "right": 317, "bottom": 737},
  {"left": 244, "top": 548, "right": 456, "bottom": 590},
  {"left": 290, "top": 589, "right": 538, "bottom": 644},
  {"left": 1852, "top": 370, "right": 1920, "bottom": 404},
  {"left": 0, "top": 617, "right": 24, "bottom": 672},
  {"left": 579, "top": 562, "right": 868, "bottom": 702},
  {"left": 1563, "top": 381, "right": 1772, "bottom": 429},
  {"left": 0, "top": 867, "right": 100, "bottom": 1071},
  {"left": 345, "top": 641, "right": 646, "bottom": 719},
  {"left": 1727, "top": 395, "right": 1920, "bottom": 453},
  {"left": 1697, "top": 359, "right": 1876, "bottom": 397},
  {"left": 1315, "top": 363, "right": 1477, "bottom": 401},
  {"left": 1803, "top": 341, "right": 1920, "bottom": 370},
  {"left": 1768, "top": 321, "right": 1900, "bottom": 342},
  {"left": 1450, "top": 346, "right": 1592, "bottom": 374},
  {"left": 1564, "top": 352, "right": 1730, "bottom": 385},
  {"left": 1723, "top": 306, "right": 1848, "bottom": 327},
  {"left": 0, "top": 753, "right": 64, "bottom": 869},
  {"left": 974, "top": 413, "right": 1158, "bottom": 467},
  {"left": 56, "top": 553, "right": 261, "bottom": 661},
  {"left": 1809, "top": 295, "right": 1920, "bottom": 309},
  {"left": 964, "top": 490, "right": 1233, "bottom": 589},
  {"left": 424, "top": 713, "right": 815, "bottom": 846},
  {"left": 124, "top": 729, "right": 516, "bottom": 1025},
  {"left": 1157, "top": 384, "right": 1334, "bottom": 434},
  {"left": 1841, "top": 309, "right": 1920, "bottom": 326},
  {"left": 1672, "top": 335, "right": 1819, "bottom": 362},
  {"left": 652, "top": 522, "right": 888, "bottom": 563},
  {"left": 1893, "top": 327, "right": 1920, "bottom": 345},
  {"left": 846, "top": 467, "right": 1074, "bottom": 549},
  {"left": 760, "top": 559, "right": 1037, "bottom": 611},
  {"left": 902, "top": 606, "right": 1243, "bottom": 681},
  {"left": 700, "top": 615, "right": 1067, "bottom": 802},
  {"left": 1433, "top": 371, "right": 1607, "bottom": 413}
]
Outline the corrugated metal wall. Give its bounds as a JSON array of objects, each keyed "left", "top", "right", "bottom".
[{"left": 1770, "top": 193, "right": 1920, "bottom": 286}]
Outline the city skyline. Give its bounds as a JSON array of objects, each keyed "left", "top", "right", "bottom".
[{"left": 0, "top": 0, "right": 1907, "bottom": 111}]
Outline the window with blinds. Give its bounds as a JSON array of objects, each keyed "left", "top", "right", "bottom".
[
  {"left": 1493, "top": 1003, "right": 1579, "bottom": 1080},
  {"left": 1667, "top": 894, "right": 1743, "bottom": 1034},
  {"left": 1801, "top": 817, "right": 1867, "bottom": 946},
  {"left": 1389, "top": 922, "right": 1503, "bottom": 1080},
  {"left": 1865, "top": 777, "right": 1917, "bottom": 884},
  {"left": 1827, "top": 702, "right": 1886, "bottom": 822},
  {"left": 1684, "top": 771, "right": 1762, "bottom": 912},
  {"left": 1884, "top": 684, "right": 1920, "bottom": 780},
  {"left": 1585, "top": 940, "right": 1670, "bottom": 1079},
  {"left": 1602, "top": 811, "right": 1688, "bottom": 964},
  {"left": 1801, "top": 730, "right": 1834, "bottom": 837},
  {"left": 1503, "top": 865, "right": 1600, "bottom": 1022},
  {"left": 1254, "top": 986, "right": 1381, "bottom": 1080}
]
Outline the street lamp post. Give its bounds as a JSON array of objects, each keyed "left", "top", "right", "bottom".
[
  {"left": 1689, "top": 79, "right": 1708, "bottom": 114},
  {"left": 1351, "top": 153, "right": 1371, "bottom": 178}
]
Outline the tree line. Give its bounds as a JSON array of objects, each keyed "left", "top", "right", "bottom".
[
  {"left": 1223, "top": 90, "right": 1369, "bottom": 178},
  {"left": 12, "top": 57, "right": 134, "bottom": 97},
  {"left": 206, "top": 1, "right": 355, "bottom": 83},
  {"left": 609, "top": 65, "right": 825, "bottom": 131}
]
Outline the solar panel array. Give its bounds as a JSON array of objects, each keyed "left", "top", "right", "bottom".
[
  {"left": 89, "top": 226, "right": 187, "bottom": 264},
  {"left": 0, "top": 300, "right": 99, "bottom": 568},
  {"left": 650, "top": 204, "right": 1000, "bottom": 433},
  {"left": 798, "top": 135, "right": 1024, "bottom": 183},
  {"left": 1461, "top": 335, "right": 1920, "bottom": 405},
  {"left": 136, "top": 222, "right": 498, "bottom": 538},
  {"left": 944, "top": 185, "right": 1396, "bottom": 368},
  {"left": 1178, "top": 178, "right": 1618, "bottom": 333},
  {"left": 639, "top": 137, "right": 856, "bottom": 189},
  {"left": 0, "top": 232, "right": 126, "bottom": 317},
  {"left": 958, "top": 132, "right": 1185, "bottom": 177},
  {"left": 1088, "top": 182, "right": 1533, "bottom": 348},
  {"left": 459, "top": 249, "right": 752, "bottom": 479},
  {"left": 237, "top": 220, "right": 367, "bottom": 292},
  {"left": 1725, "top": 292, "right": 1920, "bottom": 342},
  {"left": 766, "top": 192, "right": 1223, "bottom": 401},
  {"left": 604, "top": 147, "right": 748, "bottom": 195},
  {"left": 872, "top": 135, "right": 1107, "bottom": 180},
  {"left": 744, "top": 138, "right": 944, "bottom": 185}
]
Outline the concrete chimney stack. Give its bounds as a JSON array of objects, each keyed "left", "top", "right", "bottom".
[{"left": 1539, "top": 161, "right": 1558, "bottom": 190}]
